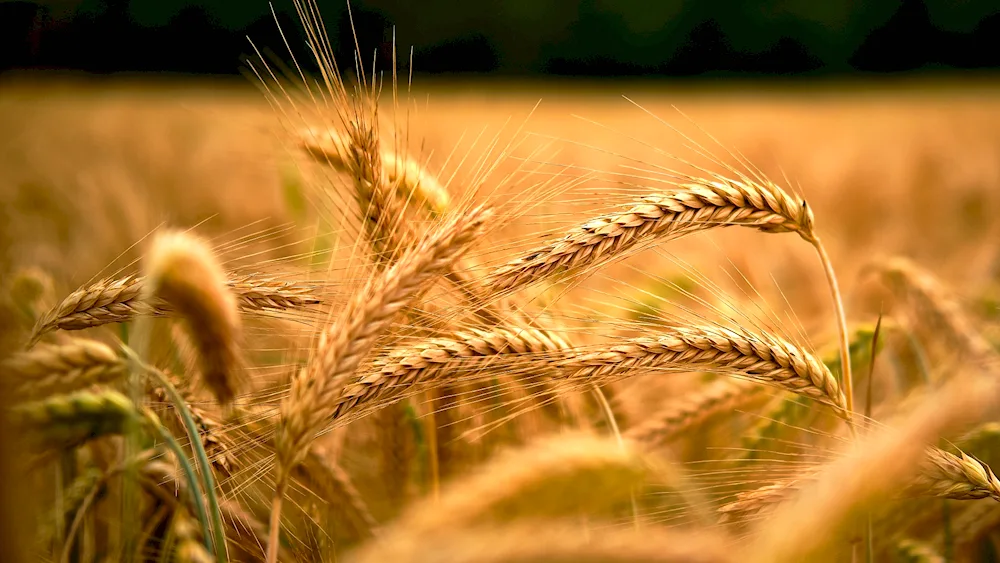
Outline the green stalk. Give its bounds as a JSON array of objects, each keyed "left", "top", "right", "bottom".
[
  {"left": 122, "top": 347, "right": 227, "bottom": 563},
  {"left": 146, "top": 418, "right": 214, "bottom": 555}
]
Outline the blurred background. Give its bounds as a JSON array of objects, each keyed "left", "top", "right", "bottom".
[
  {"left": 2, "top": 0, "right": 999, "bottom": 77},
  {"left": 2, "top": 0, "right": 1000, "bottom": 340}
]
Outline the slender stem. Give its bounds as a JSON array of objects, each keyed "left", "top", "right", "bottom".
[
  {"left": 426, "top": 403, "right": 441, "bottom": 501},
  {"left": 145, "top": 369, "right": 228, "bottom": 563},
  {"left": 590, "top": 385, "right": 638, "bottom": 530},
  {"left": 813, "top": 238, "right": 854, "bottom": 417},
  {"left": 121, "top": 346, "right": 227, "bottom": 563},
  {"left": 153, "top": 425, "right": 214, "bottom": 556},
  {"left": 265, "top": 480, "right": 286, "bottom": 563}
]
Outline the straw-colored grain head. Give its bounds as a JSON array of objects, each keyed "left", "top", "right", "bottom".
[{"left": 145, "top": 231, "right": 244, "bottom": 407}]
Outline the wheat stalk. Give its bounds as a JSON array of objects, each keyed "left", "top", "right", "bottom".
[{"left": 148, "top": 378, "right": 239, "bottom": 477}]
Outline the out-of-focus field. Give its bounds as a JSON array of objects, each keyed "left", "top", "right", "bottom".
[{"left": 3, "top": 77, "right": 1000, "bottom": 341}]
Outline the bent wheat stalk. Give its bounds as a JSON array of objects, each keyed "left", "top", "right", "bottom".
[
  {"left": 267, "top": 205, "right": 490, "bottom": 563},
  {"left": 485, "top": 171, "right": 854, "bottom": 418}
]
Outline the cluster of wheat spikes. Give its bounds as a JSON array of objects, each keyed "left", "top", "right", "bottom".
[{"left": 6, "top": 2, "right": 1000, "bottom": 563}]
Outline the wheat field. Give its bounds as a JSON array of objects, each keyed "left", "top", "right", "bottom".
[{"left": 4, "top": 7, "right": 1000, "bottom": 563}]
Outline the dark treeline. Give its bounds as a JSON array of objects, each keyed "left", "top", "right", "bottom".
[{"left": 2, "top": 0, "right": 999, "bottom": 77}]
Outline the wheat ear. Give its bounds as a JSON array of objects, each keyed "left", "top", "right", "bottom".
[
  {"left": 4, "top": 339, "right": 127, "bottom": 401},
  {"left": 301, "top": 127, "right": 451, "bottom": 217},
  {"left": 720, "top": 445, "right": 1000, "bottom": 525},
  {"left": 624, "top": 378, "right": 765, "bottom": 446},
  {"left": 486, "top": 173, "right": 854, "bottom": 418},
  {"left": 145, "top": 231, "right": 244, "bottom": 407},
  {"left": 30, "top": 273, "right": 321, "bottom": 344},
  {"left": 746, "top": 370, "right": 997, "bottom": 562},
  {"left": 267, "top": 205, "right": 490, "bottom": 563},
  {"left": 148, "top": 377, "right": 238, "bottom": 477},
  {"left": 332, "top": 326, "right": 568, "bottom": 423},
  {"left": 486, "top": 175, "right": 815, "bottom": 292},
  {"left": 554, "top": 324, "right": 849, "bottom": 421},
  {"left": 172, "top": 506, "right": 214, "bottom": 563},
  {"left": 297, "top": 446, "right": 378, "bottom": 541},
  {"left": 877, "top": 256, "right": 995, "bottom": 363},
  {"left": 11, "top": 389, "right": 143, "bottom": 450}
]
